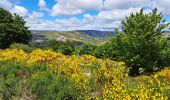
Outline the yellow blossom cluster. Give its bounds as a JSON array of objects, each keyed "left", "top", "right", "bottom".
[
  {"left": 0, "top": 49, "right": 27, "bottom": 63},
  {"left": 0, "top": 49, "right": 169, "bottom": 99}
]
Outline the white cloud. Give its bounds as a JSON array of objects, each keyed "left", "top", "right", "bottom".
[
  {"left": 51, "top": 0, "right": 103, "bottom": 16},
  {"left": 97, "top": 8, "right": 140, "bottom": 21},
  {"left": 51, "top": 4, "right": 82, "bottom": 16},
  {"left": 105, "top": 0, "right": 151, "bottom": 10},
  {"left": 38, "top": 0, "right": 46, "bottom": 7},
  {"left": 10, "top": 5, "right": 28, "bottom": 17},
  {"left": 38, "top": 0, "right": 50, "bottom": 12},
  {"left": 26, "top": 12, "right": 121, "bottom": 31},
  {"left": 154, "top": 0, "right": 170, "bottom": 15},
  {"left": 96, "top": 8, "right": 152, "bottom": 22},
  {"left": 26, "top": 6, "right": 155, "bottom": 31},
  {"left": 71, "top": 0, "right": 103, "bottom": 10},
  {"left": 1, "top": 0, "right": 169, "bottom": 31},
  {"left": 0, "top": 0, "right": 13, "bottom": 10},
  {"left": 29, "top": 11, "right": 44, "bottom": 19},
  {"left": 83, "top": 14, "right": 94, "bottom": 21}
]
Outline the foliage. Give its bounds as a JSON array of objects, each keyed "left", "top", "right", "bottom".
[
  {"left": 28, "top": 67, "right": 80, "bottom": 100},
  {"left": 10, "top": 43, "right": 35, "bottom": 53},
  {"left": 0, "top": 49, "right": 169, "bottom": 99},
  {"left": 45, "top": 40, "right": 74, "bottom": 55},
  {"left": 159, "top": 36, "right": 170, "bottom": 67},
  {"left": 74, "top": 44, "right": 97, "bottom": 56},
  {"left": 0, "top": 62, "right": 87, "bottom": 100},
  {"left": 108, "top": 8, "right": 170, "bottom": 75},
  {"left": 0, "top": 62, "right": 23, "bottom": 99},
  {"left": 94, "top": 42, "right": 117, "bottom": 59},
  {"left": 0, "top": 8, "right": 32, "bottom": 49}
]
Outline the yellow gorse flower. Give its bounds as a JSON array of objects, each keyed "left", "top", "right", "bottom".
[{"left": 0, "top": 49, "right": 169, "bottom": 100}]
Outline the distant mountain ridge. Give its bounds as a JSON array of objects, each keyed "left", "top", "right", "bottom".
[
  {"left": 31, "top": 30, "right": 114, "bottom": 47},
  {"left": 32, "top": 30, "right": 114, "bottom": 38},
  {"left": 76, "top": 30, "right": 114, "bottom": 37}
]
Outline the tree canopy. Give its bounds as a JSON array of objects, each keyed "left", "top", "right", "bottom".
[
  {"left": 110, "top": 8, "right": 170, "bottom": 75},
  {"left": 0, "top": 8, "right": 32, "bottom": 49}
]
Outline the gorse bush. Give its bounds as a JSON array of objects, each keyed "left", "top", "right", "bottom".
[{"left": 0, "top": 49, "right": 169, "bottom": 99}]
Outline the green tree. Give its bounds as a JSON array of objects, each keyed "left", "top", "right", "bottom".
[
  {"left": 45, "top": 40, "right": 74, "bottom": 55},
  {"left": 94, "top": 42, "right": 117, "bottom": 59},
  {"left": 159, "top": 35, "right": 170, "bottom": 67},
  {"left": 111, "top": 8, "right": 169, "bottom": 76},
  {"left": 74, "top": 44, "right": 97, "bottom": 56},
  {"left": 0, "top": 8, "right": 32, "bottom": 49}
]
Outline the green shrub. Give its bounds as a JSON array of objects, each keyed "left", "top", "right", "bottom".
[
  {"left": 45, "top": 40, "right": 74, "bottom": 55},
  {"left": 159, "top": 36, "right": 170, "bottom": 67},
  {"left": 10, "top": 43, "right": 35, "bottom": 53},
  {"left": 0, "top": 62, "right": 84, "bottom": 99},
  {"left": 94, "top": 42, "right": 117, "bottom": 59},
  {"left": 0, "top": 62, "right": 28, "bottom": 99},
  {"left": 74, "top": 44, "right": 97, "bottom": 56},
  {"left": 28, "top": 71, "right": 79, "bottom": 100}
]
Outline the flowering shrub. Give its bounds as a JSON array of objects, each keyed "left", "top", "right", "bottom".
[
  {"left": 0, "top": 49, "right": 169, "bottom": 99},
  {"left": 0, "top": 49, "right": 27, "bottom": 63}
]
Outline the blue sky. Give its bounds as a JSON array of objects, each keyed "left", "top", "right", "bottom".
[{"left": 0, "top": 0, "right": 170, "bottom": 31}]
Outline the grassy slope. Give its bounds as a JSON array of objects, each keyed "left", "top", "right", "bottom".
[{"left": 44, "top": 31, "right": 108, "bottom": 45}]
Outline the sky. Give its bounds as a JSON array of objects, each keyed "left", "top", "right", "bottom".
[{"left": 0, "top": 0, "right": 170, "bottom": 31}]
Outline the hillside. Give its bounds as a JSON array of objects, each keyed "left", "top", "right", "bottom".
[{"left": 31, "top": 30, "right": 114, "bottom": 47}]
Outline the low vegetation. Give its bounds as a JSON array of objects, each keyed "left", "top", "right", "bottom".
[
  {"left": 0, "top": 49, "right": 169, "bottom": 99},
  {"left": 0, "top": 7, "right": 170, "bottom": 99},
  {"left": 45, "top": 40, "right": 74, "bottom": 55},
  {"left": 10, "top": 43, "right": 35, "bottom": 53}
]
